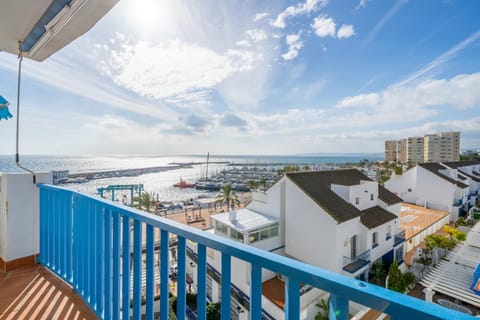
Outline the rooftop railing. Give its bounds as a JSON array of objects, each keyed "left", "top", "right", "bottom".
[
  {"left": 38, "top": 184, "right": 475, "bottom": 320},
  {"left": 342, "top": 249, "right": 371, "bottom": 274},
  {"left": 394, "top": 230, "right": 406, "bottom": 246}
]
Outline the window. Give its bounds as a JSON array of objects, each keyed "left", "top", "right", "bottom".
[
  {"left": 370, "top": 194, "right": 374, "bottom": 201},
  {"left": 355, "top": 197, "right": 359, "bottom": 205},
  {"left": 248, "top": 223, "right": 280, "bottom": 244},
  {"left": 386, "top": 225, "right": 392, "bottom": 240},
  {"left": 395, "top": 245, "right": 404, "bottom": 264},
  {"left": 230, "top": 229, "right": 244, "bottom": 243},
  {"left": 372, "top": 232, "right": 378, "bottom": 249},
  {"left": 215, "top": 221, "right": 228, "bottom": 234}
]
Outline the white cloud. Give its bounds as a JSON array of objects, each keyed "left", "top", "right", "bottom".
[
  {"left": 366, "top": 0, "right": 408, "bottom": 44},
  {"left": 311, "top": 15, "right": 336, "bottom": 38},
  {"left": 272, "top": 0, "right": 328, "bottom": 29},
  {"left": 246, "top": 29, "right": 268, "bottom": 42},
  {"left": 337, "top": 25, "right": 356, "bottom": 39},
  {"left": 338, "top": 72, "right": 480, "bottom": 111},
  {"left": 236, "top": 40, "right": 251, "bottom": 47},
  {"left": 97, "top": 35, "right": 257, "bottom": 101},
  {"left": 253, "top": 12, "right": 269, "bottom": 22},
  {"left": 282, "top": 33, "right": 304, "bottom": 60},
  {"left": 396, "top": 30, "right": 480, "bottom": 87},
  {"left": 355, "top": 0, "right": 368, "bottom": 10}
]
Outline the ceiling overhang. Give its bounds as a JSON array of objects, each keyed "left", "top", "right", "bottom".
[{"left": 0, "top": 0, "right": 118, "bottom": 61}]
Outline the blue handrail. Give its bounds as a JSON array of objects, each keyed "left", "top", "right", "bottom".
[{"left": 38, "top": 184, "right": 475, "bottom": 320}]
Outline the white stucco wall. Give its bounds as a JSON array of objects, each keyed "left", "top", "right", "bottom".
[
  {"left": 385, "top": 168, "right": 417, "bottom": 203},
  {"left": 284, "top": 179, "right": 338, "bottom": 272},
  {"left": 0, "top": 172, "right": 52, "bottom": 262}
]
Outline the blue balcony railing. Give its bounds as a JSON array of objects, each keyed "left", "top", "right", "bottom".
[
  {"left": 394, "top": 230, "right": 406, "bottom": 246},
  {"left": 38, "top": 184, "right": 475, "bottom": 320},
  {"left": 342, "top": 249, "right": 370, "bottom": 274},
  {"left": 454, "top": 198, "right": 463, "bottom": 206}
]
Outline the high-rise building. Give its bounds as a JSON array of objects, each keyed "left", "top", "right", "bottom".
[
  {"left": 406, "top": 136, "right": 424, "bottom": 164},
  {"left": 385, "top": 140, "right": 398, "bottom": 162},
  {"left": 385, "top": 132, "right": 460, "bottom": 164}
]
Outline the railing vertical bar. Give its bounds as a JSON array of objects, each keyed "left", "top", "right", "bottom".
[
  {"left": 329, "top": 294, "right": 348, "bottom": 320},
  {"left": 250, "top": 264, "right": 262, "bottom": 320},
  {"left": 197, "top": 244, "right": 207, "bottom": 320},
  {"left": 77, "top": 196, "right": 84, "bottom": 295},
  {"left": 58, "top": 192, "right": 64, "bottom": 276},
  {"left": 104, "top": 208, "right": 112, "bottom": 320},
  {"left": 91, "top": 202, "right": 98, "bottom": 308},
  {"left": 38, "top": 189, "right": 45, "bottom": 264},
  {"left": 46, "top": 189, "right": 52, "bottom": 268},
  {"left": 66, "top": 191, "right": 73, "bottom": 282},
  {"left": 133, "top": 220, "right": 142, "bottom": 320},
  {"left": 146, "top": 224, "right": 154, "bottom": 320},
  {"left": 221, "top": 252, "right": 231, "bottom": 320},
  {"left": 96, "top": 205, "right": 105, "bottom": 316},
  {"left": 122, "top": 215, "right": 131, "bottom": 320},
  {"left": 53, "top": 191, "right": 58, "bottom": 271},
  {"left": 85, "top": 201, "right": 92, "bottom": 303},
  {"left": 285, "top": 277, "right": 300, "bottom": 320},
  {"left": 160, "top": 229, "right": 170, "bottom": 320},
  {"left": 112, "top": 212, "right": 121, "bottom": 320},
  {"left": 177, "top": 236, "right": 187, "bottom": 320},
  {"left": 74, "top": 196, "right": 81, "bottom": 292}
]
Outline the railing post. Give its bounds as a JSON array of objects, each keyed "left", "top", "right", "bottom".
[
  {"left": 177, "top": 236, "right": 187, "bottom": 320},
  {"left": 104, "top": 209, "right": 112, "bottom": 320},
  {"left": 133, "top": 220, "right": 142, "bottom": 320},
  {"left": 146, "top": 225, "right": 154, "bottom": 320},
  {"left": 285, "top": 277, "right": 300, "bottom": 320},
  {"left": 121, "top": 215, "right": 130, "bottom": 320},
  {"left": 250, "top": 264, "right": 262, "bottom": 320},
  {"left": 112, "top": 213, "right": 121, "bottom": 320},
  {"left": 197, "top": 244, "right": 207, "bottom": 320},
  {"left": 160, "top": 229, "right": 170, "bottom": 320},
  {"left": 221, "top": 252, "right": 231, "bottom": 320},
  {"left": 329, "top": 294, "right": 348, "bottom": 320}
]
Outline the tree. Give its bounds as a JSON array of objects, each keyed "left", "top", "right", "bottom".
[
  {"left": 206, "top": 302, "right": 221, "bottom": 320},
  {"left": 138, "top": 192, "right": 154, "bottom": 212},
  {"left": 216, "top": 184, "right": 239, "bottom": 212},
  {"left": 315, "top": 298, "right": 330, "bottom": 320},
  {"left": 246, "top": 179, "right": 257, "bottom": 191},
  {"left": 394, "top": 165, "right": 403, "bottom": 175},
  {"left": 387, "top": 260, "right": 404, "bottom": 293}
]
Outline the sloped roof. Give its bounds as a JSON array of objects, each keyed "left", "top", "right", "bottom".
[
  {"left": 459, "top": 170, "right": 480, "bottom": 183},
  {"left": 286, "top": 169, "right": 400, "bottom": 223},
  {"left": 442, "top": 160, "right": 480, "bottom": 169},
  {"left": 418, "top": 163, "right": 469, "bottom": 189},
  {"left": 360, "top": 206, "right": 398, "bottom": 229},
  {"left": 378, "top": 185, "right": 403, "bottom": 205}
]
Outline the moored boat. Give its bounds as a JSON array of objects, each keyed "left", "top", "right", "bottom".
[{"left": 173, "top": 178, "right": 196, "bottom": 188}]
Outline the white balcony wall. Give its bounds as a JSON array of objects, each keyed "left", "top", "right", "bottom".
[{"left": 0, "top": 172, "right": 52, "bottom": 263}]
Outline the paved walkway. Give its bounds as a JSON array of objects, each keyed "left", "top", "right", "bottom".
[{"left": 0, "top": 265, "right": 97, "bottom": 320}]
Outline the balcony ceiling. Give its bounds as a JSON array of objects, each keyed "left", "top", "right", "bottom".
[{"left": 0, "top": 0, "right": 118, "bottom": 61}]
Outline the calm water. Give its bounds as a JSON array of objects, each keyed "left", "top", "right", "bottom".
[{"left": 0, "top": 154, "right": 381, "bottom": 202}]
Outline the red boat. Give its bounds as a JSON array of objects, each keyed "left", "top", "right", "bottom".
[{"left": 173, "top": 178, "right": 195, "bottom": 188}]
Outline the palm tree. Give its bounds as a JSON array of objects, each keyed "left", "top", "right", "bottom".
[
  {"left": 246, "top": 179, "right": 257, "bottom": 191},
  {"left": 216, "top": 184, "right": 239, "bottom": 212},
  {"left": 139, "top": 192, "right": 153, "bottom": 212}
]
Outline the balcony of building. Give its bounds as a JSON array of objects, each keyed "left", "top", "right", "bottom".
[
  {"left": 394, "top": 230, "right": 406, "bottom": 247},
  {"left": 342, "top": 250, "right": 371, "bottom": 274},
  {"left": 0, "top": 175, "right": 477, "bottom": 319}
]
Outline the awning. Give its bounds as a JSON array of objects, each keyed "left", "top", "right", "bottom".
[{"left": 0, "top": 95, "right": 12, "bottom": 120}]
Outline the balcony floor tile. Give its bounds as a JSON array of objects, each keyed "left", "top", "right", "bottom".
[{"left": 0, "top": 264, "right": 97, "bottom": 320}]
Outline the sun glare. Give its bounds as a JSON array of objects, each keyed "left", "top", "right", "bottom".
[{"left": 129, "top": 0, "right": 173, "bottom": 33}]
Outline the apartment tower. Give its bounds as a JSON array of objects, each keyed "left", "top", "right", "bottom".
[{"left": 385, "top": 132, "right": 460, "bottom": 164}]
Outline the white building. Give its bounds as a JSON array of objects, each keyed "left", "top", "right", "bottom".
[
  {"left": 385, "top": 160, "right": 480, "bottom": 222},
  {"left": 187, "top": 169, "right": 404, "bottom": 319}
]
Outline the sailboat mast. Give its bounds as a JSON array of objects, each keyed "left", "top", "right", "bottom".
[{"left": 205, "top": 152, "right": 209, "bottom": 183}]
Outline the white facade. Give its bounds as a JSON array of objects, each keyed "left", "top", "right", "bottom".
[
  {"left": 191, "top": 170, "right": 403, "bottom": 319},
  {"left": 385, "top": 162, "right": 479, "bottom": 221}
]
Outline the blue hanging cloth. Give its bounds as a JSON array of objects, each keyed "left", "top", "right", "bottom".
[{"left": 0, "top": 95, "right": 13, "bottom": 120}]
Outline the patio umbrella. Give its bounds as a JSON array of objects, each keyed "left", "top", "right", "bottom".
[{"left": 0, "top": 95, "right": 12, "bottom": 120}]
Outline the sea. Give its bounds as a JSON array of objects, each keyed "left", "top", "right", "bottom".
[{"left": 0, "top": 154, "right": 382, "bottom": 202}]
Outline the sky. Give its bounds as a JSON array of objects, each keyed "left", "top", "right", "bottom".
[{"left": 0, "top": 0, "right": 479, "bottom": 156}]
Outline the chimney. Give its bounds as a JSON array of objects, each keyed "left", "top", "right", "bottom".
[{"left": 229, "top": 210, "right": 237, "bottom": 222}]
